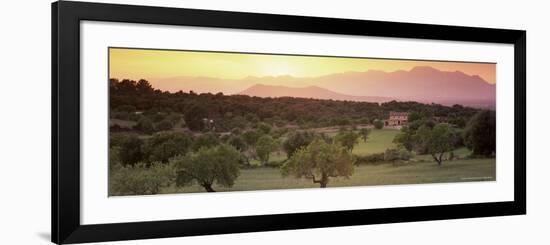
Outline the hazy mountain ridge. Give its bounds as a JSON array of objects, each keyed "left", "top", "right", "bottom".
[
  {"left": 150, "top": 66, "right": 495, "bottom": 108},
  {"left": 238, "top": 84, "right": 392, "bottom": 103}
]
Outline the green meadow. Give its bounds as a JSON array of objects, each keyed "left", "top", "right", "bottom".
[
  {"left": 161, "top": 158, "right": 495, "bottom": 194},
  {"left": 157, "top": 128, "right": 495, "bottom": 194}
]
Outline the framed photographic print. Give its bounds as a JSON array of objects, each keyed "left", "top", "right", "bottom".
[{"left": 52, "top": 1, "right": 526, "bottom": 244}]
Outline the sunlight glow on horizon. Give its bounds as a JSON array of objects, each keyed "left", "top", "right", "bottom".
[{"left": 109, "top": 48, "right": 496, "bottom": 84}]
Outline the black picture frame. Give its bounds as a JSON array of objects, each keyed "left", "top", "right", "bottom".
[{"left": 52, "top": 1, "right": 526, "bottom": 244}]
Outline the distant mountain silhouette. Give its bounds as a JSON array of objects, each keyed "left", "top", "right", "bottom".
[
  {"left": 150, "top": 66, "right": 496, "bottom": 108},
  {"left": 308, "top": 66, "right": 495, "bottom": 107},
  {"left": 239, "top": 84, "right": 392, "bottom": 103}
]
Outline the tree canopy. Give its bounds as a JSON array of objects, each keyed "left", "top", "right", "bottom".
[
  {"left": 172, "top": 144, "right": 240, "bottom": 192},
  {"left": 464, "top": 110, "right": 496, "bottom": 156},
  {"left": 415, "top": 124, "right": 454, "bottom": 165},
  {"left": 282, "top": 131, "right": 316, "bottom": 158},
  {"left": 373, "top": 119, "right": 384, "bottom": 129},
  {"left": 144, "top": 132, "right": 193, "bottom": 163},
  {"left": 255, "top": 135, "right": 278, "bottom": 165},
  {"left": 335, "top": 130, "right": 360, "bottom": 153},
  {"left": 282, "top": 139, "right": 355, "bottom": 188},
  {"left": 110, "top": 78, "right": 481, "bottom": 132},
  {"left": 359, "top": 128, "right": 371, "bottom": 142},
  {"left": 109, "top": 162, "right": 175, "bottom": 196}
]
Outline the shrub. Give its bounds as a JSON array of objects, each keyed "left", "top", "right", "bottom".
[
  {"left": 255, "top": 122, "right": 272, "bottom": 134},
  {"left": 264, "top": 160, "right": 285, "bottom": 168},
  {"left": 373, "top": 119, "right": 384, "bottom": 129},
  {"left": 192, "top": 132, "right": 220, "bottom": 151},
  {"left": 155, "top": 119, "right": 174, "bottom": 131},
  {"left": 355, "top": 153, "right": 385, "bottom": 164},
  {"left": 134, "top": 117, "right": 155, "bottom": 134},
  {"left": 109, "top": 162, "right": 176, "bottom": 196},
  {"left": 117, "top": 105, "right": 136, "bottom": 112},
  {"left": 384, "top": 148, "right": 413, "bottom": 163},
  {"left": 118, "top": 135, "right": 144, "bottom": 166}
]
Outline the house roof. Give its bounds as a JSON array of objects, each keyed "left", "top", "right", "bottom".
[{"left": 389, "top": 111, "right": 409, "bottom": 117}]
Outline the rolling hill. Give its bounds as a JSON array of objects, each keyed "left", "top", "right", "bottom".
[{"left": 238, "top": 84, "right": 392, "bottom": 103}]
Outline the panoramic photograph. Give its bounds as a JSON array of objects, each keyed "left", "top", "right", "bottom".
[{"left": 108, "top": 47, "right": 496, "bottom": 196}]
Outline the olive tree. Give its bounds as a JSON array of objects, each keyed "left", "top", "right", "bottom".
[
  {"left": 335, "top": 130, "right": 360, "bottom": 153},
  {"left": 109, "top": 162, "right": 176, "bottom": 196},
  {"left": 415, "top": 124, "right": 454, "bottom": 165},
  {"left": 282, "top": 139, "right": 355, "bottom": 188},
  {"left": 393, "top": 126, "right": 415, "bottom": 151},
  {"left": 172, "top": 144, "right": 240, "bottom": 192},
  {"left": 359, "top": 128, "right": 371, "bottom": 142},
  {"left": 144, "top": 132, "right": 193, "bottom": 163},
  {"left": 227, "top": 135, "right": 246, "bottom": 152},
  {"left": 255, "top": 135, "right": 278, "bottom": 165},
  {"left": 282, "top": 130, "right": 316, "bottom": 158}
]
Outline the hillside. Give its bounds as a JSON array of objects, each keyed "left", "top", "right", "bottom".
[{"left": 238, "top": 84, "right": 392, "bottom": 103}]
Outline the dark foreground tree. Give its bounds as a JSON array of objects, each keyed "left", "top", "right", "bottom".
[
  {"left": 184, "top": 104, "right": 208, "bottom": 131},
  {"left": 415, "top": 124, "right": 454, "bottom": 165},
  {"left": 463, "top": 110, "right": 496, "bottom": 156},
  {"left": 172, "top": 144, "right": 240, "bottom": 192},
  {"left": 118, "top": 135, "right": 143, "bottom": 166},
  {"left": 282, "top": 139, "right": 354, "bottom": 188}
]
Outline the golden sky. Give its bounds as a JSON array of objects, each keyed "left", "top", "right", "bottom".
[{"left": 109, "top": 48, "right": 496, "bottom": 84}]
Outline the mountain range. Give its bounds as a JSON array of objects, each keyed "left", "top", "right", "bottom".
[
  {"left": 238, "top": 84, "right": 392, "bottom": 103},
  {"left": 151, "top": 66, "right": 496, "bottom": 108}
]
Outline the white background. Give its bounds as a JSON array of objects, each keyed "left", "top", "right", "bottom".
[{"left": 0, "top": 0, "right": 547, "bottom": 244}]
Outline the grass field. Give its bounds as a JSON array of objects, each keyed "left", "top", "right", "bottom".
[
  {"left": 352, "top": 129, "right": 400, "bottom": 155},
  {"left": 161, "top": 158, "right": 496, "bottom": 194},
  {"left": 111, "top": 126, "right": 495, "bottom": 196},
  {"left": 248, "top": 128, "right": 399, "bottom": 165},
  {"left": 250, "top": 128, "right": 468, "bottom": 165}
]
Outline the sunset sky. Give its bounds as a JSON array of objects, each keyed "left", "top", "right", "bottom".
[{"left": 109, "top": 48, "right": 496, "bottom": 85}]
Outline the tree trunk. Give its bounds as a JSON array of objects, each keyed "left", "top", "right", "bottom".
[
  {"left": 319, "top": 173, "right": 329, "bottom": 188},
  {"left": 431, "top": 153, "right": 442, "bottom": 166},
  {"left": 438, "top": 153, "right": 444, "bottom": 166},
  {"left": 203, "top": 184, "right": 216, "bottom": 192},
  {"left": 311, "top": 173, "right": 329, "bottom": 188}
]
